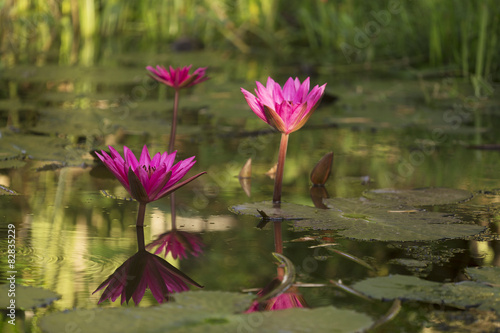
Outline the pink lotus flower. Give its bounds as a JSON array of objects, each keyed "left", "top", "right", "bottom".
[
  {"left": 93, "top": 249, "right": 203, "bottom": 305},
  {"left": 146, "top": 230, "right": 204, "bottom": 260},
  {"left": 96, "top": 145, "right": 206, "bottom": 204},
  {"left": 146, "top": 65, "right": 208, "bottom": 90},
  {"left": 241, "top": 77, "right": 326, "bottom": 134}
]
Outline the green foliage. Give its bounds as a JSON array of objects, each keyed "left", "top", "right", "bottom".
[{"left": 1, "top": 0, "right": 498, "bottom": 81}]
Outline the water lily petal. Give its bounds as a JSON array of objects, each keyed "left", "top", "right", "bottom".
[
  {"left": 263, "top": 105, "right": 287, "bottom": 133},
  {"left": 242, "top": 77, "right": 326, "bottom": 134},
  {"left": 147, "top": 64, "right": 208, "bottom": 90},
  {"left": 128, "top": 168, "right": 149, "bottom": 202},
  {"left": 157, "top": 171, "right": 207, "bottom": 200}
]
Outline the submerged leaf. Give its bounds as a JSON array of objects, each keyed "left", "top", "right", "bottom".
[{"left": 363, "top": 187, "right": 473, "bottom": 206}]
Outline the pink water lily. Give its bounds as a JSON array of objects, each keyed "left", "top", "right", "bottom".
[
  {"left": 245, "top": 278, "right": 307, "bottom": 312},
  {"left": 241, "top": 77, "right": 326, "bottom": 203},
  {"left": 96, "top": 145, "right": 206, "bottom": 204},
  {"left": 93, "top": 249, "right": 203, "bottom": 305},
  {"left": 146, "top": 65, "right": 208, "bottom": 90},
  {"left": 245, "top": 291, "right": 306, "bottom": 312},
  {"left": 146, "top": 230, "right": 204, "bottom": 260},
  {"left": 241, "top": 77, "right": 326, "bottom": 134}
]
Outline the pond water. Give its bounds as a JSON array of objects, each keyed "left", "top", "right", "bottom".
[{"left": 1, "top": 41, "right": 500, "bottom": 332}]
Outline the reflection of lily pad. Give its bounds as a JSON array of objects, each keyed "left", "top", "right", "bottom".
[
  {"left": 388, "top": 258, "right": 428, "bottom": 268},
  {"left": 353, "top": 268, "right": 500, "bottom": 314},
  {"left": 387, "top": 243, "right": 466, "bottom": 277},
  {"left": 0, "top": 285, "right": 60, "bottom": 310},
  {"left": 231, "top": 199, "right": 484, "bottom": 241},
  {"left": 40, "top": 291, "right": 373, "bottom": 333},
  {"left": 363, "top": 188, "right": 473, "bottom": 206}
]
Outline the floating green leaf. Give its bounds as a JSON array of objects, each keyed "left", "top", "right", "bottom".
[
  {"left": 0, "top": 285, "right": 60, "bottom": 310},
  {"left": 231, "top": 199, "right": 485, "bottom": 241},
  {"left": 0, "top": 159, "right": 26, "bottom": 169},
  {"left": 39, "top": 291, "right": 373, "bottom": 333},
  {"left": 363, "top": 187, "right": 473, "bottom": 206},
  {"left": 0, "top": 132, "right": 91, "bottom": 165},
  {"left": 353, "top": 268, "right": 500, "bottom": 314},
  {"left": 466, "top": 266, "right": 500, "bottom": 286}
]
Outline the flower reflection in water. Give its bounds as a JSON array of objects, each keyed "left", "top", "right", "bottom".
[
  {"left": 245, "top": 278, "right": 307, "bottom": 312},
  {"left": 245, "top": 253, "right": 306, "bottom": 312},
  {"left": 93, "top": 227, "right": 203, "bottom": 305},
  {"left": 146, "top": 229, "right": 204, "bottom": 260}
]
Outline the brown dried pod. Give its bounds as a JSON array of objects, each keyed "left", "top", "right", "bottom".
[
  {"left": 310, "top": 152, "right": 334, "bottom": 185},
  {"left": 238, "top": 158, "right": 252, "bottom": 178}
]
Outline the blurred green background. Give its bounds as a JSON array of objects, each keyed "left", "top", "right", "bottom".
[{"left": 1, "top": 0, "right": 499, "bottom": 93}]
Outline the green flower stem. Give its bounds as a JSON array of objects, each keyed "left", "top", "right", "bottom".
[
  {"left": 168, "top": 89, "right": 180, "bottom": 153},
  {"left": 273, "top": 221, "right": 283, "bottom": 255},
  {"left": 136, "top": 226, "right": 145, "bottom": 251},
  {"left": 136, "top": 202, "right": 147, "bottom": 228},
  {"left": 170, "top": 192, "right": 177, "bottom": 229},
  {"left": 273, "top": 133, "right": 289, "bottom": 204}
]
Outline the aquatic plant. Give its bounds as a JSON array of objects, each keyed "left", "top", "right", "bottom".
[
  {"left": 241, "top": 77, "right": 326, "bottom": 203},
  {"left": 147, "top": 65, "right": 208, "bottom": 152},
  {"left": 147, "top": 65, "right": 208, "bottom": 90},
  {"left": 96, "top": 145, "right": 206, "bottom": 220}
]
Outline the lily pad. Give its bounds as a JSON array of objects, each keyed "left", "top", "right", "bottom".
[
  {"left": 40, "top": 291, "right": 373, "bottom": 333},
  {"left": 231, "top": 201, "right": 311, "bottom": 220},
  {"left": 231, "top": 199, "right": 485, "bottom": 241},
  {"left": 466, "top": 266, "right": 500, "bottom": 286},
  {"left": 0, "top": 158, "right": 27, "bottom": 169},
  {"left": 0, "top": 132, "right": 91, "bottom": 165},
  {"left": 363, "top": 187, "right": 473, "bottom": 206},
  {"left": 352, "top": 268, "right": 500, "bottom": 314},
  {"left": 0, "top": 285, "right": 60, "bottom": 310}
]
